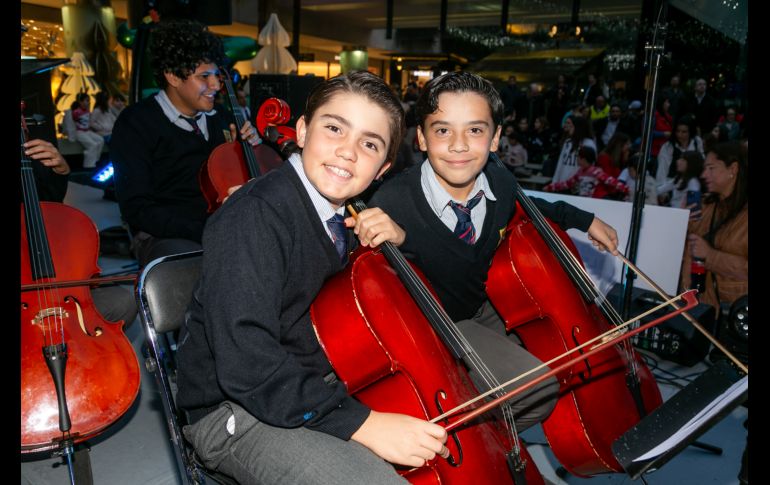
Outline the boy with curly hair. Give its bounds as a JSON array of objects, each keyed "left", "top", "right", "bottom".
[{"left": 111, "top": 19, "right": 262, "bottom": 266}]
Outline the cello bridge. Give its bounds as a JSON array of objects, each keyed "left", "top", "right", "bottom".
[{"left": 32, "top": 307, "right": 69, "bottom": 327}]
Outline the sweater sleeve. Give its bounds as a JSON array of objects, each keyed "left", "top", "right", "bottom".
[
  {"left": 111, "top": 107, "right": 205, "bottom": 242},
  {"left": 530, "top": 196, "right": 594, "bottom": 232},
  {"left": 593, "top": 167, "right": 629, "bottom": 195},
  {"left": 33, "top": 160, "right": 68, "bottom": 203},
  {"left": 200, "top": 196, "right": 369, "bottom": 440},
  {"left": 544, "top": 172, "right": 577, "bottom": 193}
]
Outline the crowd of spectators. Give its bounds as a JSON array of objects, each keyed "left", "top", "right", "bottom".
[{"left": 387, "top": 72, "right": 748, "bottom": 211}]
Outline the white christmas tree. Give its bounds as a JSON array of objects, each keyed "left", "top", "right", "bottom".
[
  {"left": 251, "top": 13, "right": 297, "bottom": 74},
  {"left": 54, "top": 52, "right": 101, "bottom": 136}
]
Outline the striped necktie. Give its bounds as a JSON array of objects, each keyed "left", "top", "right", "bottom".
[
  {"left": 448, "top": 190, "right": 484, "bottom": 244},
  {"left": 326, "top": 213, "right": 348, "bottom": 262},
  {"left": 180, "top": 114, "right": 204, "bottom": 138}
]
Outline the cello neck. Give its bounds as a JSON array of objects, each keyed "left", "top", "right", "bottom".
[
  {"left": 20, "top": 110, "right": 55, "bottom": 280},
  {"left": 220, "top": 67, "right": 262, "bottom": 179}
]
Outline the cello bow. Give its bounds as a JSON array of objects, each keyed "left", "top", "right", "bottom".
[{"left": 439, "top": 290, "right": 699, "bottom": 432}]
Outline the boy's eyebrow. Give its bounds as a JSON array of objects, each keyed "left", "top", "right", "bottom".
[
  {"left": 428, "top": 119, "right": 491, "bottom": 127},
  {"left": 320, "top": 113, "right": 387, "bottom": 146}
]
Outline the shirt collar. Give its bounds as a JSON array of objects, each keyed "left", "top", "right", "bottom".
[
  {"left": 154, "top": 89, "right": 216, "bottom": 124},
  {"left": 420, "top": 159, "right": 496, "bottom": 218},
  {"left": 288, "top": 153, "right": 343, "bottom": 224}
]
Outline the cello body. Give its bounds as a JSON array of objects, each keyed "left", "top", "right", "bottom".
[
  {"left": 486, "top": 203, "right": 662, "bottom": 476},
  {"left": 311, "top": 247, "right": 544, "bottom": 485},
  {"left": 21, "top": 202, "right": 141, "bottom": 452},
  {"left": 199, "top": 70, "right": 287, "bottom": 213},
  {"left": 201, "top": 141, "right": 284, "bottom": 212}
]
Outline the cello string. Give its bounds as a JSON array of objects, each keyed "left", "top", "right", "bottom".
[
  {"left": 375, "top": 224, "right": 521, "bottom": 448},
  {"left": 383, "top": 242, "right": 522, "bottom": 447},
  {"left": 21, "top": 122, "right": 54, "bottom": 346},
  {"left": 431, "top": 291, "right": 687, "bottom": 423},
  {"left": 530, "top": 198, "right": 642, "bottom": 372},
  {"left": 21, "top": 120, "right": 66, "bottom": 347},
  {"left": 509, "top": 165, "right": 641, "bottom": 371},
  {"left": 349, "top": 195, "right": 524, "bottom": 447},
  {"left": 221, "top": 68, "right": 260, "bottom": 177}
]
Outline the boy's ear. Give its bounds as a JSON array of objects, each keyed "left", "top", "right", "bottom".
[
  {"left": 375, "top": 161, "right": 392, "bottom": 180},
  {"left": 489, "top": 124, "right": 503, "bottom": 152},
  {"left": 416, "top": 126, "right": 428, "bottom": 152},
  {"left": 164, "top": 71, "right": 182, "bottom": 88},
  {"left": 295, "top": 116, "right": 307, "bottom": 148}
]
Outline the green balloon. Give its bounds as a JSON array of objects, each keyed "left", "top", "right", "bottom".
[
  {"left": 223, "top": 36, "right": 258, "bottom": 62},
  {"left": 117, "top": 22, "right": 136, "bottom": 48}
]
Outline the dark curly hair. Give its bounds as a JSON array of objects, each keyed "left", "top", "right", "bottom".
[
  {"left": 415, "top": 71, "right": 504, "bottom": 129},
  {"left": 150, "top": 19, "right": 226, "bottom": 89}
]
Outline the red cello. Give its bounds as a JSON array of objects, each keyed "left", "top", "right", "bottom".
[
  {"left": 485, "top": 160, "right": 663, "bottom": 477},
  {"left": 199, "top": 68, "right": 284, "bottom": 212},
  {"left": 311, "top": 200, "right": 544, "bottom": 485},
  {"left": 21, "top": 107, "right": 140, "bottom": 454}
]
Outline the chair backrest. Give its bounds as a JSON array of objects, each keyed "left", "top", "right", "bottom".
[
  {"left": 137, "top": 250, "right": 204, "bottom": 485},
  {"left": 140, "top": 251, "right": 203, "bottom": 334},
  {"left": 138, "top": 250, "right": 240, "bottom": 485}
]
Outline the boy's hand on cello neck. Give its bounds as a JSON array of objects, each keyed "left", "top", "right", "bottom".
[
  {"left": 346, "top": 207, "right": 406, "bottom": 248},
  {"left": 230, "top": 120, "right": 261, "bottom": 146},
  {"left": 586, "top": 216, "right": 620, "bottom": 255},
  {"left": 351, "top": 410, "right": 450, "bottom": 468},
  {"left": 24, "top": 139, "right": 70, "bottom": 175}
]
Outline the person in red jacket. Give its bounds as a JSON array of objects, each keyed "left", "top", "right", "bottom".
[
  {"left": 543, "top": 146, "right": 628, "bottom": 199},
  {"left": 652, "top": 95, "right": 673, "bottom": 158}
]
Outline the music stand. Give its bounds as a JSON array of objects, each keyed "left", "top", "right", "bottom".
[{"left": 612, "top": 359, "right": 747, "bottom": 480}]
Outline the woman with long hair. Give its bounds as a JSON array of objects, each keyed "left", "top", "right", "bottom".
[
  {"left": 549, "top": 114, "right": 596, "bottom": 183},
  {"left": 598, "top": 132, "right": 630, "bottom": 178},
  {"left": 657, "top": 150, "right": 704, "bottom": 208},
  {"left": 655, "top": 119, "right": 704, "bottom": 186}
]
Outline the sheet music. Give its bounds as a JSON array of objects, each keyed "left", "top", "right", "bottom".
[{"left": 634, "top": 375, "right": 748, "bottom": 462}]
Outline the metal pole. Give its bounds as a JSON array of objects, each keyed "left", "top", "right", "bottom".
[{"left": 620, "top": 0, "right": 668, "bottom": 320}]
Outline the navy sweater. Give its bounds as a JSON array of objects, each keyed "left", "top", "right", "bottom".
[
  {"left": 369, "top": 162, "right": 593, "bottom": 321},
  {"left": 111, "top": 97, "right": 232, "bottom": 243},
  {"left": 176, "top": 163, "right": 369, "bottom": 440}
]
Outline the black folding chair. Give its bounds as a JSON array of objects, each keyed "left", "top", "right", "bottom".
[{"left": 137, "top": 250, "right": 237, "bottom": 485}]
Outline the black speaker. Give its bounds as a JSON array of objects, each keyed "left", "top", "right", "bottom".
[
  {"left": 249, "top": 75, "right": 324, "bottom": 128},
  {"left": 632, "top": 301, "right": 717, "bottom": 367},
  {"left": 709, "top": 295, "right": 748, "bottom": 365},
  {"left": 607, "top": 285, "right": 717, "bottom": 367}
]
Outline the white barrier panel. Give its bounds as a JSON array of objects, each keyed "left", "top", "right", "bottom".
[{"left": 523, "top": 190, "right": 690, "bottom": 296}]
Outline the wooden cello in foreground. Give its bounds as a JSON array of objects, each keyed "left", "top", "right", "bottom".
[
  {"left": 199, "top": 68, "right": 284, "bottom": 212},
  {"left": 21, "top": 107, "right": 140, "bottom": 455},
  {"left": 311, "top": 200, "right": 544, "bottom": 485},
  {"left": 485, "top": 153, "right": 663, "bottom": 476}
]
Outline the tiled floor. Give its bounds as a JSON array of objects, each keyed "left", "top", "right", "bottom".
[{"left": 21, "top": 180, "right": 748, "bottom": 485}]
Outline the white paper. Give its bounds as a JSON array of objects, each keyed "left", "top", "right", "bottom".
[{"left": 633, "top": 375, "right": 748, "bottom": 462}]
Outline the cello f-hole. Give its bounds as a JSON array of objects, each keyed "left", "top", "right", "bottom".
[
  {"left": 571, "top": 326, "right": 592, "bottom": 382},
  {"left": 66, "top": 296, "right": 103, "bottom": 337},
  {"left": 435, "top": 390, "right": 463, "bottom": 467}
]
